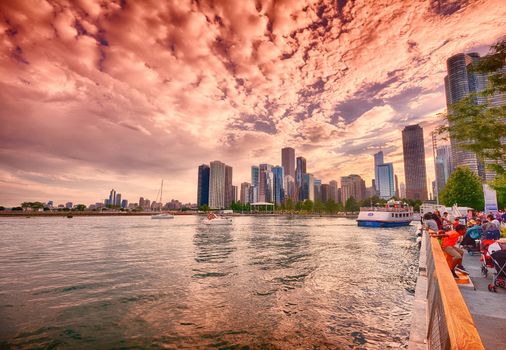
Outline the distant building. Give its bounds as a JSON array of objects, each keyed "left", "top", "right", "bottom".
[
  {"left": 109, "top": 189, "right": 116, "bottom": 206},
  {"left": 65, "top": 202, "right": 73, "bottom": 209},
  {"left": 434, "top": 145, "right": 452, "bottom": 198},
  {"left": 395, "top": 175, "right": 400, "bottom": 198},
  {"left": 144, "top": 199, "right": 151, "bottom": 209},
  {"left": 374, "top": 151, "right": 384, "bottom": 192},
  {"left": 121, "top": 199, "right": 128, "bottom": 209},
  {"left": 329, "top": 180, "right": 339, "bottom": 202},
  {"left": 232, "top": 185, "right": 238, "bottom": 203},
  {"left": 115, "top": 193, "right": 121, "bottom": 207},
  {"left": 224, "top": 165, "right": 233, "bottom": 208},
  {"left": 240, "top": 182, "right": 251, "bottom": 204},
  {"left": 402, "top": 125, "right": 428, "bottom": 201},
  {"left": 400, "top": 182, "right": 406, "bottom": 199},
  {"left": 377, "top": 163, "right": 395, "bottom": 199},
  {"left": 139, "top": 197, "right": 145, "bottom": 208},
  {"left": 301, "top": 173, "right": 314, "bottom": 201},
  {"left": 251, "top": 165, "right": 260, "bottom": 203},
  {"left": 209, "top": 160, "right": 226, "bottom": 209},
  {"left": 272, "top": 166, "right": 285, "bottom": 205},
  {"left": 284, "top": 175, "right": 296, "bottom": 202},
  {"left": 321, "top": 184, "right": 329, "bottom": 202},
  {"left": 259, "top": 164, "right": 273, "bottom": 203},
  {"left": 296, "top": 157, "right": 307, "bottom": 200},
  {"left": 313, "top": 179, "right": 322, "bottom": 202},
  {"left": 340, "top": 175, "right": 366, "bottom": 203},
  {"left": 281, "top": 147, "right": 295, "bottom": 179},
  {"left": 197, "top": 164, "right": 210, "bottom": 207}
]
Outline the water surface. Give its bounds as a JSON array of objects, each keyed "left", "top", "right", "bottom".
[{"left": 0, "top": 216, "right": 418, "bottom": 349}]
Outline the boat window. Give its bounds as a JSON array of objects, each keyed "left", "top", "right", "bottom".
[{"left": 391, "top": 213, "right": 394, "bottom": 218}]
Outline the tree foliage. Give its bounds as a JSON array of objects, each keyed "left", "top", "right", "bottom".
[
  {"left": 440, "top": 167, "right": 484, "bottom": 209},
  {"left": 344, "top": 197, "right": 359, "bottom": 212}
]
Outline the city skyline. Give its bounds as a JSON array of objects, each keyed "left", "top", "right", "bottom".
[{"left": 1, "top": 1, "right": 505, "bottom": 206}]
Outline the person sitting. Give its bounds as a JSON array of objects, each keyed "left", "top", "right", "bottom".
[
  {"left": 482, "top": 214, "right": 500, "bottom": 240},
  {"left": 461, "top": 220, "right": 482, "bottom": 253},
  {"left": 430, "top": 224, "right": 468, "bottom": 278},
  {"left": 422, "top": 212, "right": 439, "bottom": 233},
  {"left": 441, "top": 211, "right": 452, "bottom": 229}
]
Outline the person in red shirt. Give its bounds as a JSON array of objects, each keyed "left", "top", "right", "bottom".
[{"left": 431, "top": 224, "right": 467, "bottom": 278}]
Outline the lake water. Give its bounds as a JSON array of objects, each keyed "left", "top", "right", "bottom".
[{"left": 0, "top": 216, "right": 418, "bottom": 349}]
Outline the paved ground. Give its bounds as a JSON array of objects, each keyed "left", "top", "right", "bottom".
[{"left": 459, "top": 252, "right": 506, "bottom": 350}]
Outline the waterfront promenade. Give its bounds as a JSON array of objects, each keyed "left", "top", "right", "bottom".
[{"left": 409, "top": 229, "right": 506, "bottom": 349}]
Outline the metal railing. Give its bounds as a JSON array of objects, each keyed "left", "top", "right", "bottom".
[{"left": 424, "top": 231, "right": 484, "bottom": 349}]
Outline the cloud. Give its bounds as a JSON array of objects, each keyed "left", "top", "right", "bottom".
[{"left": 0, "top": 0, "right": 505, "bottom": 205}]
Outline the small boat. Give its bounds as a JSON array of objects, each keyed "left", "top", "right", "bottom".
[
  {"left": 66, "top": 215, "right": 73, "bottom": 218},
  {"left": 357, "top": 200, "right": 413, "bottom": 227},
  {"left": 202, "top": 215, "right": 232, "bottom": 225},
  {"left": 151, "top": 179, "right": 174, "bottom": 219}
]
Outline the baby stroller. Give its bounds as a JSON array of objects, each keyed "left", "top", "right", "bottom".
[{"left": 480, "top": 240, "right": 506, "bottom": 292}]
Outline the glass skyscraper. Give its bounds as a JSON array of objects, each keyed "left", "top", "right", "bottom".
[
  {"left": 197, "top": 164, "right": 210, "bottom": 207},
  {"left": 377, "top": 163, "right": 395, "bottom": 200},
  {"left": 272, "top": 166, "right": 285, "bottom": 205}
]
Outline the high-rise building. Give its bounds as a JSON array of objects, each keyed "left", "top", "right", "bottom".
[
  {"left": 402, "top": 125, "right": 428, "bottom": 201},
  {"left": 284, "top": 175, "right": 296, "bottom": 202},
  {"left": 281, "top": 147, "right": 295, "bottom": 179},
  {"left": 209, "top": 160, "right": 226, "bottom": 209},
  {"left": 197, "top": 164, "right": 210, "bottom": 207},
  {"left": 329, "top": 180, "right": 338, "bottom": 202},
  {"left": 340, "top": 175, "right": 366, "bottom": 203},
  {"left": 65, "top": 202, "right": 73, "bottom": 209},
  {"left": 374, "top": 151, "right": 384, "bottom": 192},
  {"left": 121, "top": 199, "right": 128, "bottom": 209},
  {"left": 115, "top": 193, "right": 121, "bottom": 207},
  {"left": 296, "top": 157, "right": 307, "bottom": 200},
  {"left": 251, "top": 165, "right": 260, "bottom": 203},
  {"left": 232, "top": 185, "right": 238, "bottom": 204},
  {"left": 240, "top": 182, "right": 251, "bottom": 204},
  {"left": 321, "top": 184, "right": 329, "bottom": 202},
  {"left": 139, "top": 197, "right": 144, "bottom": 208},
  {"left": 395, "top": 175, "right": 400, "bottom": 198},
  {"left": 259, "top": 164, "right": 273, "bottom": 203},
  {"left": 301, "top": 173, "right": 314, "bottom": 201},
  {"left": 109, "top": 189, "right": 116, "bottom": 206},
  {"left": 313, "top": 179, "right": 322, "bottom": 202},
  {"left": 435, "top": 145, "right": 452, "bottom": 199},
  {"left": 224, "top": 165, "right": 233, "bottom": 208},
  {"left": 377, "top": 163, "right": 395, "bottom": 200},
  {"left": 272, "top": 166, "right": 285, "bottom": 205},
  {"left": 444, "top": 52, "right": 506, "bottom": 181}
]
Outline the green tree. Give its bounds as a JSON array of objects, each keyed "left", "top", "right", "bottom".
[
  {"left": 325, "top": 200, "right": 338, "bottom": 214},
  {"left": 313, "top": 200, "right": 324, "bottom": 213},
  {"left": 302, "top": 199, "right": 314, "bottom": 212},
  {"left": 0, "top": 206, "right": 5, "bottom": 211},
  {"left": 199, "top": 204, "right": 210, "bottom": 212},
  {"left": 345, "top": 197, "right": 360, "bottom": 212},
  {"left": 75, "top": 204, "right": 87, "bottom": 211},
  {"left": 295, "top": 201, "right": 303, "bottom": 211},
  {"left": 285, "top": 198, "right": 295, "bottom": 211},
  {"left": 438, "top": 39, "right": 506, "bottom": 202},
  {"left": 440, "top": 167, "right": 484, "bottom": 209}
]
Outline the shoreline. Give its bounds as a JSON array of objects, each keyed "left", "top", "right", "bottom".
[{"left": 0, "top": 211, "right": 359, "bottom": 218}]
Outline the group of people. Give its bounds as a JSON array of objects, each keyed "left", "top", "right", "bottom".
[{"left": 422, "top": 209, "right": 505, "bottom": 279}]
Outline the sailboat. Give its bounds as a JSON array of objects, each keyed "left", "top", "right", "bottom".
[{"left": 151, "top": 180, "right": 174, "bottom": 219}]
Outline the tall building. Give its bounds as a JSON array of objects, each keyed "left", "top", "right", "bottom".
[
  {"left": 444, "top": 52, "right": 506, "bottom": 181},
  {"left": 224, "top": 165, "right": 233, "bottom": 208},
  {"left": 340, "top": 175, "right": 366, "bottom": 203},
  {"left": 321, "top": 184, "right": 329, "bottom": 202},
  {"left": 232, "top": 185, "right": 238, "bottom": 203},
  {"left": 301, "top": 173, "right": 314, "bottom": 201},
  {"left": 197, "top": 164, "right": 210, "bottom": 207},
  {"left": 296, "top": 157, "right": 307, "bottom": 200},
  {"left": 109, "top": 189, "right": 116, "bottom": 206},
  {"left": 377, "top": 163, "right": 395, "bottom": 199},
  {"left": 284, "top": 175, "right": 296, "bottom": 202},
  {"left": 395, "top": 175, "right": 400, "bottom": 198},
  {"left": 240, "top": 182, "right": 251, "bottom": 204},
  {"left": 115, "top": 193, "right": 121, "bottom": 207},
  {"left": 374, "top": 151, "right": 384, "bottom": 192},
  {"left": 272, "top": 166, "right": 285, "bottom": 205},
  {"left": 400, "top": 182, "right": 406, "bottom": 199},
  {"left": 251, "top": 165, "right": 260, "bottom": 203},
  {"left": 209, "top": 160, "right": 226, "bottom": 209},
  {"left": 281, "top": 147, "right": 296, "bottom": 179},
  {"left": 313, "top": 179, "right": 322, "bottom": 202},
  {"left": 402, "top": 125, "right": 428, "bottom": 201},
  {"left": 258, "top": 164, "right": 273, "bottom": 202},
  {"left": 121, "top": 199, "right": 128, "bottom": 209},
  {"left": 435, "top": 145, "right": 452, "bottom": 199},
  {"left": 329, "top": 180, "right": 339, "bottom": 202}
]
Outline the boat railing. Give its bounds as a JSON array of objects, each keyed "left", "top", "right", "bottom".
[
  {"left": 424, "top": 232, "right": 484, "bottom": 349},
  {"left": 359, "top": 207, "right": 412, "bottom": 212}
]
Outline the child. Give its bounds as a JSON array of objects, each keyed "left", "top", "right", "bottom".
[{"left": 431, "top": 224, "right": 468, "bottom": 278}]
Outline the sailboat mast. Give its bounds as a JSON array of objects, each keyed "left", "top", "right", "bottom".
[{"left": 160, "top": 180, "right": 164, "bottom": 209}]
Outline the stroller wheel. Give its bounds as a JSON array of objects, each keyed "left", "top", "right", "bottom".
[
  {"left": 488, "top": 284, "right": 494, "bottom": 292},
  {"left": 497, "top": 279, "right": 505, "bottom": 288}
]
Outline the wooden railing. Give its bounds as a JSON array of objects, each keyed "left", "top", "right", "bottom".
[{"left": 425, "top": 234, "right": 484, "bottom": 349}]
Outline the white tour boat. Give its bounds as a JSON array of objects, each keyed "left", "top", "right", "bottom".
[{"left": 357, "top": 200, "right": 413, "bottom": 228}]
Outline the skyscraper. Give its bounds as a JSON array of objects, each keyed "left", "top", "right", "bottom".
[
  {"left": 251, "top": 165, "right": 259, "bottom": 203},
  {"left": 109, "top": 189, "right": 116, "bottom": 206},
  {"left": 321, "top": 184, "right": 329, "bottom": 202},
  {"left": 115, "top": 193, "right": 121, "bottom": 207},
  {"left": 272, "top": 166, "right": 285, "bottom": 205},
  {"left": 340, "top": 175, "right": 366, "bottom": 203},
  {"left": 301, "top": 173, "right": 314, "bottom": 201},
  {"left": 435, "top": 145, "right": 452, "bottom": 199},
  {"left": 395, "top": 175, "right": 400, "bottom": 198},
  {"left": 296, "top": 156, "right": 307, "bottom": 200},
  {"left": 374, "top": 151, "right": 384, "bottom": 192},
  {"left": 281, "top": 147, "right": 295, "bottom": 179},
  {"left": 284, "top": 175, "right": 296, "bottom": 202},
  {"left": 329, "top": 180, "right": 338, "bottom": 202},
  {"left": 402, "top": 125, "right": 428, "bottom": 201},
  {"left": 258, "top": 164, "right": 273, "bottom": 202},
  {"left": 209, "top": 160, "right": 226, "bottom": 209},
  {"left": 232, "top": 185, "right": 238, "bottom": 203},
  {"left": 240, "top": 182, "right": 251, "bottom": 204},
  {"left": 313, "top": 179, "right": 322, "bottom": 202},
  {"left": 377, "top": 163, "right": 395, "bottom": 200},
  {"left": 444, "top": 52, "right": 491, "bottom": 180},
  {"left": 197, "top": 164, "right": 210, "bottom": 207},
  {"left": 224, "top": 165, "right": 233, "bottom": 208}
]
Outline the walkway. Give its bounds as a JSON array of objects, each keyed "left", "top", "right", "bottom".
[{"left": 459, "top": 253, "right": 506, "bottom": 350}]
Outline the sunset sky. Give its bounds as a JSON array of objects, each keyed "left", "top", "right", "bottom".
[{"left": 1, "top": 0, "right": 505, "bottom": 206}]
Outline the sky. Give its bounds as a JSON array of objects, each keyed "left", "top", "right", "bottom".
[{"left": 0, "top": 0, "right": 505, "bottom": 206}]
